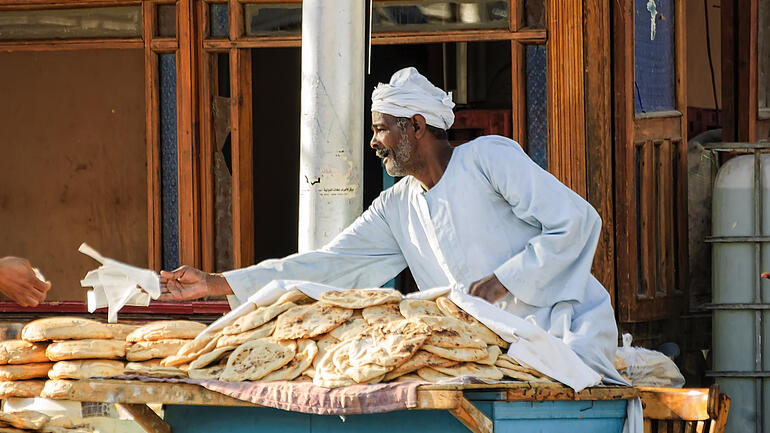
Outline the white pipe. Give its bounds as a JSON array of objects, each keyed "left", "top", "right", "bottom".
[{"left": 298, "top": 0, "right": 365, "bottom": 253}]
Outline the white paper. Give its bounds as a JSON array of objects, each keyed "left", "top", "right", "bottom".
[{"left": 78, "top": 243, "right": 160, "bottom": 323}]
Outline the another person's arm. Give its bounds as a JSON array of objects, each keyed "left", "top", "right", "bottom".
[{"left": 0, "top": 257, "right": 51, "bottom": 307}]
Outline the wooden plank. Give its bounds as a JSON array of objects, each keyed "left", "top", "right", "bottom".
[
  {"left": 449, "top": 396, "right": 493, "bottom": 433},
  {"left": 177, "top": 0, "right": 201, "bottom": 268},
  {"left": 582, "top": 0, "right": 615, "bottom": 302},
  {"left": 150, "top": 39, "right": 179, "bottom": 52},
  {"left": 638, "top": 387, "right": 710, "bottom": 421},
  {"left": 546, "top": 0, "right": 587, "bottom": 197},
  {"left": 510, "top": 41, "right": 526, "bottom": 150},
  {"left": 0, "top": 38, "right": 142, "bottom": 52},
  {"left": 638, "top": 140, "right": 655, "bottom": 299},
  {"left": 657, "top": 139, "right": 675, "bottom": 296},
  {"left": 199, "top": 2, "right": 215, "bottom": 273},
  {"left": 415, "top": 389, "right": 461, "bottom": 410},
  {"left": 634, "top": 115, "right": 683, "bottom": 141},
  {"left": 421, "top": 383, "right": 639, "bottom": 401},
  {"left": 0, "top": 1, "right": 140, "bottom": 9},
  {"left": 229, "top": 48, "right": 254, "bottom": 269},
  {"left": 116, "top": 403, "right": 172, "bottom": 433},
  {"left": 144, "top": 1, "right": 162, "bottom": 272}
]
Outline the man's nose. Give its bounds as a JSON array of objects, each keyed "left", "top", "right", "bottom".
[{"left": 369, "top": 134, "right": 379, "bottom": 149}]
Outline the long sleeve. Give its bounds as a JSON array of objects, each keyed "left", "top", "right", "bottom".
[
  {"left": 222, "top": 192, "right": 408, "bottom": 302},
  {"left": 475, "top": 139, "right": 602, "bottom": 307}
]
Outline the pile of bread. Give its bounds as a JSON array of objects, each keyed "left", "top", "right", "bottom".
[
  {"left": 0, "top": 410, "right": 93, "bottom": 433},
  {"left": 0, "top": 288, "right": 553, "bottom": 391},
  {"left": 160, "top": 289, "right": 553, "bottom": 388}
]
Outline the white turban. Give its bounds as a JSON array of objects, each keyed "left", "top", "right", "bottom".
[{"left": 371, "top": 67, "right": 455, "bottom": 130}]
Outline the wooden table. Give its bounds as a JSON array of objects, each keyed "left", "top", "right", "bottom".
[{"left": 10, "top": 379, "right": 640, "bottom": 433}]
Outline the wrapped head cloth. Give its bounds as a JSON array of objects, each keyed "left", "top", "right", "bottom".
[{"left": 371, "top": 67, "right": 455, "bottom": 130}]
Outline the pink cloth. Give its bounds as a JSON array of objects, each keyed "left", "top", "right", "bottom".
[{"left": 116, "top": 375, "right": 425, "bottom": 415}]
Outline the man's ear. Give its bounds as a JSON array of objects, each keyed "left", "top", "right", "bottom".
[{"left": 411, "top": 114, "right": 428, "bottom": 139}]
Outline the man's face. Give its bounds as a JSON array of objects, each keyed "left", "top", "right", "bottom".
[{"left": 370, "top": 111, "right": 417, "bottom": 177}]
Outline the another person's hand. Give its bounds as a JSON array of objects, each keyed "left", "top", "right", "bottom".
[
  {"left": 468, "top": 273, "right": 508, "bottom": 303},
  {"left": 0, "top": 257, "right": 51, "bottom": 307},
  {"left": 762, "top": 272, "right": 770, "bottom": 280},
  {"left": 159, "top": 266, "right": 233, "bottom": 301}
]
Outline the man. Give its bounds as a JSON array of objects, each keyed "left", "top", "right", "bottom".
[
  {"left": 0, "top": 256, "right": 51, "bottom": 307},
  {"left": 160, "top": 67, "right": 618, "bottom": 376}
]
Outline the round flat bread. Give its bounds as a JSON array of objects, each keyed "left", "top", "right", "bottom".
[
  {"left": 475, "top": 345, "right": 502, "bottom": 366},
  {"left": 175, "top": 332, "right": 218, "bottom": 357},
  {"left": 495, "top": 355, "right": 546, "bottom": 378},
  {"left": 0, "top": 340, "right": 48, "bottom": 365},
  {"left": 219, "top": 339, "right": 296, "bottom": 382},
  {"left": 319, "top": 289, "right": 402, "bottom": 309},
  {"left": 382, "top": 350, "right": 458, "bottom": 381},
  {"left": 332, "top": 340, "right": 388, "bottom": 383},
  {"left": 498, "top": 367, "right": 550, "bottom": 382},
  {"left": 189, "top": 346, "right": 236, "bottom": 370},
  {"left": 361, "top": 304, "right": 403, "bottom": 325},
  {"left": 48, "top": 360, "right": 125, "bottom": 380},
  {"left": 261, "top": 339, "right": 318, "bottom": 382},
  {"left": 435, "top": 297, "right": 509, "bottom": 348},
  {"left": 433, "top": 363, "right": 503, "bottom": 381},
  {"left": 346, "top": 318, "right": 431, "bottom": 369},
  {"left": 161, "top": 333, "right": 221, "bottom": 367},
  {"left": 399, "top": 299, "right": 443, "bottom": 319},
  {"left": 328, "top": 315, "right": 368, "bottom": 341},
  {"left": 0, "top": 363, "right": 52, "bottom": 380},
  {"left": 275, "top": 289, "right": 314, "bottom": 305},
  {"left": 188, "top": 364, "right": 226, "bottom": 380},
  {"left": 394, "top": 373, "right": 424, "bottom": 382},
  {"left": 420, "top": 316, "right": 489, "bottom": 349},
  {"left": 222, "top": 302, "right": 294, "bottom": 336},
  {"left": 0, "top": 410, "right": 49, "bottom": 430},
  {"left": 105, "top": 323, "right": 142, "bottom": 340},
  {"left": 312, "top": 334, "right": 339, "bottom": 369},
  {"left": 46, "top": 339, "right": 126, "bottom": 361},
  {"left": 127, "top": 339, "right": 188, "bottom": 361},
  {"left": 273, "top": 303, "right": 353, "bottom": 340},
  {"left": 421, "top": 344, "right": 487, "bottom": 362},
  {"left": 21, "top": 318, "right": 112, "bottom": 342},
  {"left": 312, "top": 341, "right": 355, "bottom": 389},
  {"left": 124, "top": 360, "right": 188, "bottom": 378},
  {"left": 217, "top": 320, "right": 276, "bottom": 348},
  {"left": 416, "top": 367, "right": 452, "bottom": 382},
  {"left": 126, "top": 321, "right": 206, "bottom": 342},
  {"left": 0, "top": 380, "right": 45, "bottom": 398}
]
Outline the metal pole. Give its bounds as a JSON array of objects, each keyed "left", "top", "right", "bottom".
[
  {"left": 298, "top": 0, "right": 365, "bottom": 252},
  {"left": 753, "top": 149, "right": 764, "bottom": 433}
]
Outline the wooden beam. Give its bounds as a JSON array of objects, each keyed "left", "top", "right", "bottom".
[
  {"left": 117, "top": 403, "right": 172, "bottom": 433},
  {"left": 199, "top": 0, "right": 215, "bottom": 273},
  {"left": 510, "top": 41, "right": 526, "bottom": 150},
  {"left": 546, "top": 0, "right": 587, "bottom": 197},
  {"left": 414, "top": 389, "right": 461, "bottom": 410},
  {"left": 144, "top": 1, "right": 162, "bottom": 272},
  {"left": 449, "top": 396, "right": 493, "bottom": 433},
  {"left": 0, "top": 38, "right": 142, "bottom": 52},
  {"left": 0, "top": 1, "right": 140, "bottom": 9},
  {"left": 230, "top": 48, "right": 254, "bottom": 269}
]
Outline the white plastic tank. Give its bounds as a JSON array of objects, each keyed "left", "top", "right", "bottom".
[{"left": 712, "top": 153, "right": 770, "bottom": 433}]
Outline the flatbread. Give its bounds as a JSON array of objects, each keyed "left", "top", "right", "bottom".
[
  {"left": 187, "top": 364, "right": 226, "bottom": 380},
  {"left": 399, "top": 299, "right": 443, "bottom": 319},
  {"left": 217, "top": 320, "right": 276, "bottom": 348},
  {"left": 361, "top": 304, "right": 403, "bottom": 325},
  {"left": 126, "top": 339, "right": 188, "bottom": 361},
  {"left": 222, "top": 303, "right": 294, "bottom": 336},
  {"left": 220, "top": 339, "right": 296, "bottom": 382},
  {"left": 48, "top": 360, "right": 125, "bottom": 380},
  {"left": 332, "top": 340, "right": 388, "bottom": 383},
  {"left": 273, "top": 303, "right": 353, "bottom": 340},
  {"left": 188, "top": 346, "right": 235, "bottom": 370},
  {"left": 0, "top": 340, "right": 49, "bottom": 365},
  {"left": 124, "top": 360, "right": 188, "bottom": 378},
  {"left": 126, "top": 320, "right": 206, "bottom": 342},
  {"left": 346, "top": 319, "right": 431, "bottom": 369},
  {"left": 328, "top": 315, "right": 368, "bottom": 341},
  {"left": 261, "top": 339, "right": 318, "bottom": 382},
  {"left": 476, "top": 345, "right": 502, "bottom": 366},
  {"left": 21, "top": 317, "right": 112, "bottom": 342},
  {"left": 275, "top": 289, "right": 314, "bottom": 305},
  {"left": 319, "top": 289, "right": 402, "bottom": 309},
  {"left": 312, "top": 341, "right": 356, "bottom": 389},
  {"left": 435, "top": 297, "right": 509, "bottom": 348},
  {"left": 422, "top": 316, "right": 486, "bottom": 349},
  {"left": 0, "top": 380, "right": 45, "bottom": 398},
  {"left": 421, "top": 345, "right": 487, "bottom": 362},
  {"left": 105, "top": 323, "right": 142, "bottom": 340},
  {"left": 0, "top": 410, "right": 50, "bottom": 430},
  {"left": 415, "top": 367, "right": 452, "bottom": 382},
  {"left": 161, "top": 333, "right": 221, "bottom": 367},
  {"left": 176, "top": 332, "right": 217, "bottom": 357},
  {"left": 312, "top": 334, "right": 339, "bottom": 369},
  {"left": 0, "top": 363, "right": 52, "bottom": 380},
  {"left": 498, "top": 366, "right": 550, "bottom": 382},
  {"left": 46, "top": 339, "right": 126, "bottom": 361},
  {"left": 433, "top": 363, "right": 503, "bottom": 380},
  {"left": 382, "top": 350, "right": 458, "bottom": 381},
  {"left": 394, "top": 373, "right": 424, "bottom": 382},
  {"left": 495, "top": 354, "right": 546, "bottom": 378}
]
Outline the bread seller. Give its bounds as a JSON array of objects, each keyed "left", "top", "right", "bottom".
[{"left": 160, "top": 67, "right": 621, "bottom": 383}]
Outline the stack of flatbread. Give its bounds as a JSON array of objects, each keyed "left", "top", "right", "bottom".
[
  {"left": 158, "top": 289, "right": 555, "bottom": 388},
  {"left": 123, "top": 320, "right": 206, "bottom": 379},
  {"left": 0, "top": 409, "right": 94, "bottom": 433},
  {"left": 18, "top": 317, "right": 125, "bottom": 382}
]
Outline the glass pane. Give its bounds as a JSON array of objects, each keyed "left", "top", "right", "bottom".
[
  {"left": 0, "top": 6, "right": 141, "bottom": 40},
  {"left": 157, "top": 4, "right": 176, "bottom": 38},
  {"left": 759, "top": 0, "right": 769, "bottom": 110},
  {"left": 159, "top": 53, "right": 180, "bottom": 271},
  {"left": 244, "top": 4, "right": 301, "bottom": 36},
  {"left": 209, "top": 3, "right": 229, "bottom": 38},
  {"left": 525, "top": 44, "right": 547, "bottom": 170},
  {"left": 373, "top": 1, "right": 508, "bottom": 32},
  {"left": 524, "top": 0, "right": 545, "bottom": 28},
  {"left": 633, "top": 0, "right": 676, "bottom": 113}
]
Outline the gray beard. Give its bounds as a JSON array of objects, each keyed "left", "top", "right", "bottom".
[{"left": 387, "top": 130, "right": 415, "bottom": 177}]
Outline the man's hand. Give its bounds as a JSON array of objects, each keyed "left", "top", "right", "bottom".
[
  {"left": 0, "top": 257, "right": 51, "bottom": 307},
  {"left": 468, "top": 274, "right": 508, "bottom": 304},
  {"left": 159, "top": 266, "right": 233, "bottom": 301}
]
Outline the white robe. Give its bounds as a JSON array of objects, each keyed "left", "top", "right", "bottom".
[{"left": 224, "top": 135, "right": 620, "bottom": 382}]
